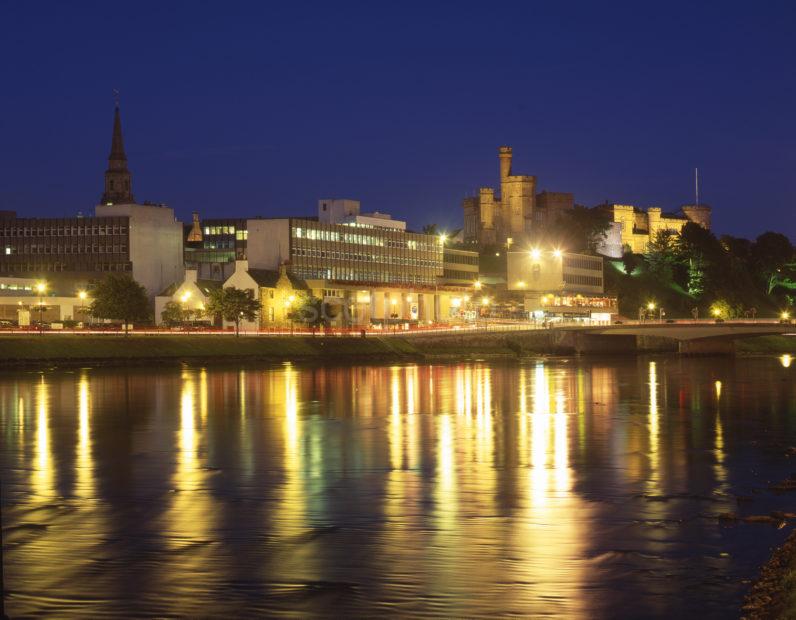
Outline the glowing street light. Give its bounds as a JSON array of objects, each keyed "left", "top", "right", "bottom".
[
  {"left": 647, "top": 302, "right": 656, "bottom": 311},
  {"left": 782, "top": 311, "right": 791, "bottom": 320},
  {"left": 439, "top": 233, "right": 447, "bottom": 246},
  {"left": 481, "top": 296, "right": 490, "bottom": 306},
  {"left": 552, "top": 249, "right": 563, "bottom": 258},
  {"left": 473, "top": 280, "right": 482, "bottom": 290},
  {"left": 530, "top": 248, "right": 541, "bottom": 260},
  {"left": 77, "top": 290, "right": 87, "bottom": 301}
]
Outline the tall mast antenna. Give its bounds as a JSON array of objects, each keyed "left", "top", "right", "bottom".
[{"left": 695, "top": 167, "right": 700, "bottom": 207}]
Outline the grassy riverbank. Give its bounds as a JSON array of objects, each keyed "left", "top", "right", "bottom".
[
  {"left": 744, "top": 529, "right": 796, "bottom": 619},
  {"left": 736, "top": 335, "right": 796, "bottom": 354},
  {"left": 0, "top": 335, "right": 423, "bottom": 365},
  {"left": 0, "top": 332, "right": 791, "bottom": 367}
]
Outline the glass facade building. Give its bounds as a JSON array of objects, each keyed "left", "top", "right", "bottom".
[{"left": 287, "top": 219, "right": 444, "bottom": 285}]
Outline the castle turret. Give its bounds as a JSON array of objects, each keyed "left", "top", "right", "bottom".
[
  {"left": 681, "top": 204, "right": 712, "bottom": 229},
  {"left": 499, "top": 146, "right": 513, "bottom": 183},
  {"left": 100, "top": 104, "right": 134, "bottom": 205}
]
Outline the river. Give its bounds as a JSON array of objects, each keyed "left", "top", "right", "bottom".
[{"left": 1, "top": 355, "right": 795, "bottom": 618}]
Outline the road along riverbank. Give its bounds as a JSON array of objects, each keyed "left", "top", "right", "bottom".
[{"left": 0, "top": 333, "right": 792, "bottom": 368}]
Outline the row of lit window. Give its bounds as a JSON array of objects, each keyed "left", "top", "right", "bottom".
[
  {"left": 0, "top": 262, "right": 131, "bottom": 272},
  {"left": 563, "top": 256, "right": 602, "bottom": 271},
  {"left": 562, "top": 274, "right": 603, "bottom": 286},
  {"left": 3, "top": 244, "right": 128, "bottom": 255},
  {"left": 444, "top": 253, "right": 479, "bottom": 266},
  {"left": 1, "top": 226, "right": 128, "bottom": 237},
  {"left": 292, "top": 226, "right": 439, "bottom": 252},
  {"left": 292, "top": 246, "right": 440, "bottom": 268},
  {"left": 443, "top": 269, "right": 479, "bottom": 280},
  {"left": 293, "top": 267, "right": 435, "bottom": 285},
  {"left": 203, "top": 226, "right": 247, "bottom": 240}
]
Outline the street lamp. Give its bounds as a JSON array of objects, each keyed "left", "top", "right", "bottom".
[
  {"left": 782, "top": 311, "right": 791, "bottom": 321},
  {"left": 35, "top": 281, "right": 46, "bottom": 333},
  {"left": 473, "top": 280, "right": 482, "bottom": 291},
  {"left": 530, "top": 248, "right": 541, "bottom": 260},
  {"left": 481, "top": 296, "right": 490, "bottom": 330},
  {"left": 552, "top": 248, "right": 563, "bottom": 258},
  {"left": 390, "top": 298, "right": 398, "bottom": 333}
]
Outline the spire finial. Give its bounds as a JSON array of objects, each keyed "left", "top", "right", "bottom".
[{"left": 113, "top": 88, "right": 120, "bottom": 109}]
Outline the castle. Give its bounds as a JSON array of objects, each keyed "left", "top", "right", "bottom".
[
  {"left": 596, "top": 203, "right": 712, "bottom": 257},
  {"left": 463, "top": 146, "right": 711, "bottom": 256},
  {"left": 462, "top": 147, "right": 573, "bottom": 246}
]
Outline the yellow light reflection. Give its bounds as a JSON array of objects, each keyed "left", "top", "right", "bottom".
[
  {"left": 714, "top": 380, "right": 727, "bottom": 488},
  {"left": 76, "top": 371, "right": 94, "bottom": 498},
  {"left": 531, "top": 363, "right": 551, "bottom": 506},
  {"left": 781, "top": 354, "right": 792, "bottom": 369},
  {"left": 647, "top": 361, "right": 660, "bottom": 494},
  {"left": 390, "top": 366, "right": 402, "bottom": 470},
  {"left": 33, "top": 377, "right": 53, "bottom": 499},
  {"left": 433, "top": 413, "right": 458, "bottom": 544}
]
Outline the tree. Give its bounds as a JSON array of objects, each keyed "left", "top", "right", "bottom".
[
  {"left": 751, "top": 232, "right": 794, "bottom": 294},
  {"left": 161, "top": 301, "right": 188, "bottom": 327},
  {"left": 89, "top": 274, "right": 150, "bottom": 335},
  {"left": 287, "top": 293, "right": 328, "bottom": 334},
  {"left": 422, "top": 223, "right": 438, "bottom": 236},
  {"left": 621, "top": 250, "right": 640, "bottom": 277},
  {"left": 645, "top": 230, "right": 679, "bottom": 281},
  {"left": 206, "top": 287, "right": 261, "bottom": 336}
]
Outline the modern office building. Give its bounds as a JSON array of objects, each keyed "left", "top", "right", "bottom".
[
  {"left": 238, "top": 201, "right": 470, "bottom": 326},
  {"left": 0, "top": 105, "right": 183, "bottom": 299},
  {"left": 183, "top": 213, "right": 248, "bottom": 280},
  {"left": 507, "top": 249, "right": 616, "bottom": 322},
  {"left": 441, "top": 247, "right": 480, "bottom": 285}
]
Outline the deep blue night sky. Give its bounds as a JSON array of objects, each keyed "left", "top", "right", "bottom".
[{"left": 1, "top": 1, "right": 794, "bottom": 239}]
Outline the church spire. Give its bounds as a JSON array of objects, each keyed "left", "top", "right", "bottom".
[{"left": 101, "top": 100, "right": 134, "bottom": 205}]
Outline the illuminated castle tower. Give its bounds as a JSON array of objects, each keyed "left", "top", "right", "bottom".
[{"left": 463, "top": 146, "right": 553, "bottom": 246}]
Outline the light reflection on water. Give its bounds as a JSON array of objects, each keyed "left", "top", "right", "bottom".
[{"left": 1, "top": 356, "right": 795, "bottom": 618}]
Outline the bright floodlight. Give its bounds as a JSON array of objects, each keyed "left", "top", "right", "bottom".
[
  {"left": 530, "top": 248, "right": 541, "bottom": 260},
  {"left": 481, "top": 296, "right": 490, "bottom": 306},
  {"left": 647, "top": 302, "right": 656, "bottom": 311},
  {"left": 783, "top": 311, "right": 791, "bottom": 320},
  {"left": 36, "top": 282, "right": 46, "bottom": 293},
  {"left": 473, "top": 280, "right": 482, "bottom": 290},
  {"left": 439, "top": 233, "right": 447, "bottom": 245},
  {"left": 553, "top": 249, "right": 563, "bottom": 258},
  {"left": 77, "top": 290, "right": 87, "bottom": 300}
]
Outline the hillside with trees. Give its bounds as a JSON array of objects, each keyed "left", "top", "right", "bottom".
[{"left": 605, "top": 224, "right": 795, "bottom": 319}]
